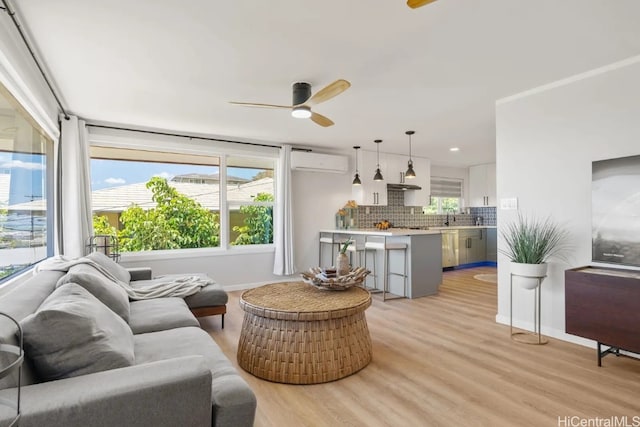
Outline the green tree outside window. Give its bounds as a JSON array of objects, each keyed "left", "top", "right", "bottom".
[
  {"left": 93, "top": 177, "right": 220, "bottom": 252},
  {"left": 232, "top": 193, "right": 274, "bottom": 245}
]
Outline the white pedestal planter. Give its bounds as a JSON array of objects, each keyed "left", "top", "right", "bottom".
[
  {"left": 510, "top": 262, "right": 548, "bottom": 290},
  {"left": 509, "top": 262, "right": 548, "bottom": 345}
]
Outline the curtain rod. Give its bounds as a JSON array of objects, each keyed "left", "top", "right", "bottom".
[
  {"left": 1, "top": 0, "right": 70, "bottom": 120},
  {"left": 87, "top": 123, "right": 283, "bottom": 150}
]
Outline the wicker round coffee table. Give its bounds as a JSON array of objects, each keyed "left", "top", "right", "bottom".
[{"left": 237, "top": 281, "right": 372, "bottom": 384}]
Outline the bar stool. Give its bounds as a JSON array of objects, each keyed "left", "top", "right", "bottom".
[
  {"left": 346, "top": 236, "right": 365, "bottom": 268},
  {"left": 318, "top": 232, "right": 349, "bottom": 267},
  {"left": 364, "top": 236, "right": 408, "bottom": 301}
]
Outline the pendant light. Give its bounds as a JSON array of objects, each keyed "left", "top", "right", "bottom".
[
  {"left": 373, "top": 139, "right": 384, "bottom": 181},
  {"left": 352, "top": 146, "right": 362, "bottom": 185},
  {"left": 405, "top": 130, "right": 416, "bottom": 179}
]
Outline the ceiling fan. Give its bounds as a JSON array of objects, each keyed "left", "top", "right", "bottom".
[
  {"left": 229, "top": 79, "right": 351, "bottom": 127},
  {"left": 407, "top": 0, "right": 437, "bottom": 9}
]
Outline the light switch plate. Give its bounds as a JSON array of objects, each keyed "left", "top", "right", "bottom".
[{"left": 500, "top": 197, "right": 518, "bottom": 210}]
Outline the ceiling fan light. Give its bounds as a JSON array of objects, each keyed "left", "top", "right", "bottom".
[
  {"left": 291, "top": 106, "right": 312, "bottom": 119},
  {"left": 405, "top": 161, "right": 416, "bottom": 178}
]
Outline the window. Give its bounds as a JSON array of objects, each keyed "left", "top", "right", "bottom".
[
  {"left": 425, "top": 177, "right": 463, "bottom": 214},
  {"left": 227, "top": 156, "right": 275, "bottom": 246},
  {"left": 89, "top": 140, "right": 278, "bottom": 253},
  {"left": 90, "top": 147, "right": 221, "bottom": 252},
  {"left": 0, "top": 88, "right": 53, "bottom": 281}
]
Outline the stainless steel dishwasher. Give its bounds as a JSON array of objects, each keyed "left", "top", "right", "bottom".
[{"left": 441, "top": 230, "right": 459, "bottom": 267}]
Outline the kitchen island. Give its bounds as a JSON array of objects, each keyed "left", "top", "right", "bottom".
[{"left": 319, "top": 228, "right": 442, "bottom": 299}]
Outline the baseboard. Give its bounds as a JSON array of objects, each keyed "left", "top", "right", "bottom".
[
  {"left": 495, "top": 314, "right": 640, "bottom": 360},
  {"left": 454, "top": 261, "right": 497, "bottom": 269},
  {"left": 495, "top": 314, "right": 593, "bottom": 347}
]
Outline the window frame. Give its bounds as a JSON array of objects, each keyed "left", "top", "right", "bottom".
[
  {"left": 87, "top": 129, "right": 279, "bottom": 258},
  {"left": 427, "top": 196, "right": 462, "bottom": 214},
  {"left": 225, "top": 156, "right": 276, "bottom": 248},
  {"left": 0, "top": 89, "right": 54, "bottom": 284},
  {"left": 426, "top": 177, "right": 464, "bottom": 214}
]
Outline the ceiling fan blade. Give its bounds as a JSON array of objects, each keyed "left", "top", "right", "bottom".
[
  {"left": 407, "top": 0, "right": 437, "bottom": 9},
  {"left": 229, "top": 101, "right": 292, "bottom": 109},
  {"left": 310, "top": 112, "right": 334, "bottom": 127},
  {"left": 305, "top": 79, "right": 351, "bottom": 107}
]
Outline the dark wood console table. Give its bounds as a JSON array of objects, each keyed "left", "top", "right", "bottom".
[{"left": 565, "top": 266, "right": 640, "bottom": 366}]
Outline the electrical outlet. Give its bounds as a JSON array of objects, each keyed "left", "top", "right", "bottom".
[
  {"left": 365, "top": 207, "right": 370, "bottom": 214},
  {"left": 410, "top": 207, "right": 415, "bottom": 215},
  {"left": 422, "top": 206, "right": 428, "bottom": 214}
]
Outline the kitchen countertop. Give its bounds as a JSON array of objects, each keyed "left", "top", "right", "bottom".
[
  {"left": 320, "top": 228, "right": 442, "bottom": 236},
  {"left": 429, "top": 226, "right": 497, "bottom": 230},
  {"left": 321, "top": 226, "right": 496, "bottom": 236}
]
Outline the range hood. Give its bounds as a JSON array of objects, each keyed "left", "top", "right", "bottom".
[{"left": 387, "top": 183, "right": 422, "bottom": 191}]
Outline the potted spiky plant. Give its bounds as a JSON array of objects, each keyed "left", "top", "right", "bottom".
[
  {"left": 500, "top": 213, "right": 569, "bottom": 289},
  {"left": 336, "top": 238, "right": 353, "bottom": 277}
]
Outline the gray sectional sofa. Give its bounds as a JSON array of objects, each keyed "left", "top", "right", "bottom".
[{"left": 0, "top": 254, "right": 256, "bottom": 427}]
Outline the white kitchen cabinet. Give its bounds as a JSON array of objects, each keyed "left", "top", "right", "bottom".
[
  {"left": 352, "top": 149, "right": 387, "bottom": 206},
  {"left": 469, "top": 163, "right": 496, "bottom": 207},
  {"left": 385, "top": 153, "right": 407, "bottom": 184},
  {"left": 352, "top": 150, "right": 431, "bottom": 206},
  {"left": 384, "top": 152, "right": 431, "bottom": 206}
]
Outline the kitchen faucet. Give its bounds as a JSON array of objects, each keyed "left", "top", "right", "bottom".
[{"left": 444, "top": 212, "right": 456, "bottom": 227}]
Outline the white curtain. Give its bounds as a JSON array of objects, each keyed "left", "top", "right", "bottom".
[
  {"left": 273, "top": 144, "right": 295, "bottom": 275},
  {"left": 58, "top": 116, "right": 93, "bottom": 257}
]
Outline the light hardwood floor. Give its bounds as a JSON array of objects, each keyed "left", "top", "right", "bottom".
[{"left": 200, "top": 267, "right": 640, "bottom": 427}]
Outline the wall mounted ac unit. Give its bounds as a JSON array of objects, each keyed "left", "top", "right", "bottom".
[{"left": 290, "top": 151, "right": 348, "bottom": 174}]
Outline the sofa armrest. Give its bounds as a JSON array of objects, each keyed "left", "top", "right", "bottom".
[
  {"left": 0, "top": 356, "right": 212, "bottom": 427},
  {"left": 128, "top": 267, "right": 152, "bottom": 281}
]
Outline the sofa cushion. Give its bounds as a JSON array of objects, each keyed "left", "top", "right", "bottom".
[
  {"left": 184, "top": 282, "right": 228, "bottom": 309},
  {"left": 0, "top": 270, "right": 66, "bottom": 389},
  {"left": 129, "top": 297, "right": 199, "bottom": 334},
  {"left": 85, "top": 251, "right": 131, "bottom": 283},
  {"left": 20, "top": 283, "right": 135, "bottom": 382},
  {"left": 134, "top": 327, "right": 256, "bottom": 426},
  {"left": 57, "top": 263, "right": 130, "bottom": 322}
]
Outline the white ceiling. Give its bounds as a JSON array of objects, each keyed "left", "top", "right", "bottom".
[{"left": 12, "top": 0, "right": 640, "bottom": 167}]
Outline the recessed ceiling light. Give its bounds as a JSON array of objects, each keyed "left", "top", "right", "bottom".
[{"left": 450, "top": 147, "right": 459, "bottom": 152}]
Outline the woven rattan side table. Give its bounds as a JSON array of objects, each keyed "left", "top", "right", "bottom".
[{"left": 237, "top": 281, "right": 372, "bottom": 384}]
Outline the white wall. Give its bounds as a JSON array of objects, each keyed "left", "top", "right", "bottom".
[
  {"left": 495, "top": 55, "right": 640, "bottom": 344},
  {"left": 291, "top": 169, "right": 354, "bottom": 272},
  {"left": 121, "top": 248, "right": 283, "bottom": 290}
]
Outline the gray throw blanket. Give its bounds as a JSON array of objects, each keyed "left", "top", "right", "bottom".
[{"left": 35, "top": 256, "right": 210, "bottom": 300}]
